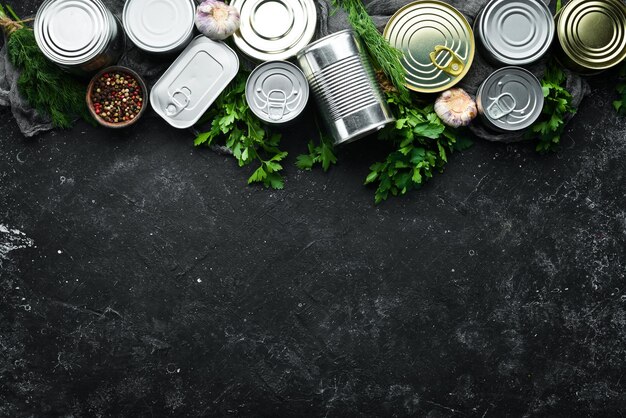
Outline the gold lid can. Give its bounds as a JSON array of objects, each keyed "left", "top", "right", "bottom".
[
  {"left": 384, "top": 0, "right": 475, "bottom": 94},
  {"left": 557, "top": 0, "right": 626, "bottom": 72}
]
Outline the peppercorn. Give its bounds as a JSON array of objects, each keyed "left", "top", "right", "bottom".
[{"left": 90, "top": 70, "right": 143, "bottom": 124}]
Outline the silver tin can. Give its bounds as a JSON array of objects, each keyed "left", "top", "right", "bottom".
[
  {"left": 476, "top": 66, "right": 544, "bottom": 132},
  {"left": 35, "top": 0, "right": 124, "bottom": 76},
  {"left": 475, "top": 0, "right": 554, "bottom": 66},
  {"left": 150, "top": 36, "right": 240, "bottom": 129},
  {"left": 123, "top": 0, "right": 196, "bottom": 55},
  {"left": 246, "top": 61, "right": 309, "bottom": 125},
  {"left": 231, "top": 0, "right": 317, "bottom": 61},
  {"left": 297, "top": 30, "right": 395, "bottom": 145}
]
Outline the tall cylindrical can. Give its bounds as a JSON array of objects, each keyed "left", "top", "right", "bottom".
[
  {"left": 35, "top": 0, "right": 124, "bottom": 76},
  {"left": 297, "top": 30, "right": 394, "bottom": 145}
]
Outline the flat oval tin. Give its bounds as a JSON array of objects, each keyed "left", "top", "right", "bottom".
[
  {"left": 476, "top": 66, "right": 543, "bottom": 132},
  {"left": 246, "top": 61, "right": 309, "bottom": 125},
  {"left": 231, "top": 0, "right": 317, "bottom": 61},
  {"left": 556, "top": 0, "right": 626, "bottom": 72},
  {"left": 384, "top": 0, "right": 475, "bottom": 94},
  {"left": 475, "top": 0, "right": 554, "bottom": 66},
  {"left": 123, "top": 0, "right": 196, "bottom": 54},
  {"left": 150, "top": 36, "right": 240, "bottom": 129}
]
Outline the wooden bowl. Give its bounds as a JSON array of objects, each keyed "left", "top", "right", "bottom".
[{"left": 86, "top": 66, "right": 148, "bottom": 129}]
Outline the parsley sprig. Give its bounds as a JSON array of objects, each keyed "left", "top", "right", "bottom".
[
  {"left": 295, "top": 118, "right": 337, "bottom": 172},
  {"left": 194, "top": 72, "right": 288, "bottom": 189},
  {"left": 365, "top": 93, "right": 473, "bottom": 204},
  {"left": 613, "top": 63, "right": 626, "bottom": 115},
  {"left": 529, "top": 61, "right": 577, "bottom": 153}
]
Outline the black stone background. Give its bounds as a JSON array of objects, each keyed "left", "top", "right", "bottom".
[{"left": 1, "top": 1, "right": 626, "bottom": 417}]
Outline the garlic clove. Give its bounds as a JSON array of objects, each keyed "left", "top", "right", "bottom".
[
  {"left": 434, "top": 88, "right": 477, "bottom": 128},
  {"left": 195, "top": 0, "right": 240, "bottom": 41}
]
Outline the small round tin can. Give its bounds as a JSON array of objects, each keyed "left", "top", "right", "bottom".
[
  {"left": 123, "top": 0, "right": 196, "bottom": 55},
  {"left": 231, "top": 0, "right": 317, "bottom": 61},
  {"left": 246, "top": 62, "right": 309, "bottom": 125},
  {"left": 475, "top": 0, "right": 554, "bottom": 66},
  {"left": 555, "top": 0, "right": 626, "bottom": 75},
  {"left": 476, "top": 66, "right": 544, "bottom": 132},
  {"left": 384, "top": 0, "right": 475, "bottom": 94},
  {"left": 297, "top": 30, "right": 394, "bottom": 145},
  {"left": 34, "top": 0, "right": 124, "bottom": 76}
]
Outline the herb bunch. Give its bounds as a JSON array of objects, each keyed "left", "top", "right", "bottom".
[
  {"left": 194, "top": 72, "right": 288, "bottom": 189},
  {"left": 0, "top": 4, "right": 91, "bottom": 129},
  {"left": 296, "top": 127, "right": 337, "bottom": 172},
  {"left": 529, "top": 60, "right": 577, "bottom": 153},
  {"left": 613, "top": 63, "right": 626, "bottom": 115},
  {"left": 365, "top": 93, "right": 473, "bottom": 204}
]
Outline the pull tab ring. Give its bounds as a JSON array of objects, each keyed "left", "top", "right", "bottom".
[
  {"left": 166, "top": 87, "right": 192, "bottom": 116},
  {"left": 266, "top": 89, "right": 287, "bottom": 121},
  {"left": 487, "top": 92, "right": 517, "bottom": 120},
  {"left": 429, "top": 45, "right": 465, "bottom": 76}
]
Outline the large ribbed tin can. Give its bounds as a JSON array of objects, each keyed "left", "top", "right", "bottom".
[
  {"left": 476, "top": 67, "right": 543, "bottom": 132},
  {"left": 123, "top": 0, "right": 196, "bottom": 55},
  {"left": 554, "top": 0, "right": 626, "bottom": 75},
  {"left": 231, "top": 0, "right": 317, "bottom": 61},
  {"left": 384, "top": 1, "right": 475, "bottom": 93},
  {"left": 475, "top": 0, "right": 554, "bottom": 66},
  {"left": 297, "top": 30, "right": 394, "bottom": 145},
  {"left": 34, "top": 0, "right": 124, "bottom": 76}
]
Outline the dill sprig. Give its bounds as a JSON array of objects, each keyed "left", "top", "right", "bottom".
[
  {"left": 333, "top": 0, "right": 410, "bottom": 103},
  {"left": 1, "top": 4, "right": 92, "bottom": 129}
]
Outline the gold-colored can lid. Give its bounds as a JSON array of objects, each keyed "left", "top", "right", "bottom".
[
  {"left": 384, "top": 0, "right": 475, "bottom": 94},
  {"left": 557, "top": 0, "right": 626, "bottom": 71}
]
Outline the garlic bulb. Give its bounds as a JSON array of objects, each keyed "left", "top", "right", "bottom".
[
  {"left": 195, "top": 0, "right": 240, "bottom": 41},
  {"left": 434, "top": 88, "right": 477, "bottom": 128}
]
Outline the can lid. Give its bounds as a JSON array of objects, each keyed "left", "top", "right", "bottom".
[
  {"left": 150, "top": 36, "right": 240, "bottom": 129},
  {"left": 231, "top": 0, "right": 317, "bottom": 61},
  {"left": 246, "top": 61, "right": 309, "bottom": 124},
  {"left": 384, "top": 1, "right": 475, "bottom": 94},
  {"left": 477, "top": 66, "right": 543, "bottom": 132},
  {"left": 477, "top": 0, "right": 554, "bottom": 66},
  {"left": 557, "top": 0, "right": 626, "bottom": 71},
  {"left": 35, "top": 0, "right": 110, "bottom": 65},
  {"left": 123, "top": 0, "right": 195, "bottom": 53}
]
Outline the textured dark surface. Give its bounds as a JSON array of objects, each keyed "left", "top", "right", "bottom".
[{"left": 2, "top": 1, "right": 626, "bottom": 417}]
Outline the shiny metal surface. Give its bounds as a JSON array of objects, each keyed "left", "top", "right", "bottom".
[
  {"left": 555, "top": 0, "right": 626, "bottom": 74},
  {"left": 476, "top": 66, "right": 543, "bottom": 132},
  {"left": 231, "top": 0, "right": 317, "bottom": 61},
  {"left": 35, "top": 0, "right": 123, "bottom": 75},
  {"left": 123, "top": 0, "right": 195, "bottom": 54},
  {"left": 475, "top": 0, "right": 554, "bottom": 66},
  {"left": 384, "top": 0, "right": 475, "bottom": 93},
  {"left": 246, "top": 61, "right": 309, "bottom": 125},
  {"left": 297, "top": 30, "right": 394, "bottom": 145},
  {"left": 150, "top": 36, "right": 240, "bottom": 129}
]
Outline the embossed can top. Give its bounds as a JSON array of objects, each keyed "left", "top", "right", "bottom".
[
  {"left": 231, "top": 0, "right": 317, "bottom": 61},
  {"left": 123, "top": 0, "right": 196, "bottom": 54},
  {"left": 476, "top": 66, "right": 543, "bottom": 132},
  {"left": 246, "top": 61, "right": 309, "bottom": 125},
  {"left": 384, "top": 0, "right": 475, "bottom": 94},
  {"left": 476, "top": 0, "right": 554, "bottom": 66},
  {"left": 556, "top": 0, "right": 626, "bottom": 71}
]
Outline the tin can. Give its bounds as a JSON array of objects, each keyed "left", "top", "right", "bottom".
[
  {"left": 384, "top": 1, "right": 475, "bottom": 94},
  {"left": 150, "top": 36, "right": 240, "bottom": 129},
  {"left": 123, "top": 0, "right": 196, "bottom": 55},
  {"left": 34, "top": 0, "right": 124, "bottom": 76},
  {"left": 297, "top": 30, "right": 394, "bottom": 145},
  {"left": 231, "top": 0, "right": 317, "bottom": 61},
  {"left": 555, "top": 0, "right": 626, "bottom": 75},
  {"left": 475, "top": 0, "right": 554, "bottom": 66},
  {"left": 246, "top": 62, "right": 309, "bottom": 125},
  {"left": 476, "top": 66, "right": 544, "bottom": 132}
]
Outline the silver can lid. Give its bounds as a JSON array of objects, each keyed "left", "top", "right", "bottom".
[
  {"left": 476, "top": 0, "right": 554, "bottom": 66},
  {"left": 231, "top": 0, "right": 317, "bottom": 61},
  {"left": 150, "top": 36, "right": 240, "bottom": 129},
  {"left": 123, "top": 0, "right": 195, "bottom": 54},
  {"left": 477, "top": 66, "right": 544, "bottom": 132},
  {"left": 246, "top": 61, "right": 309, "bottom": 124},
  {"left": 35, "top": 0, "right": 111, "bottom": 65}
]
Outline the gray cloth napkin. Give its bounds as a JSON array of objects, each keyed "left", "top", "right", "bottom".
[{"left": 0, "top": 0, "right": 589, "bottom": 142}]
